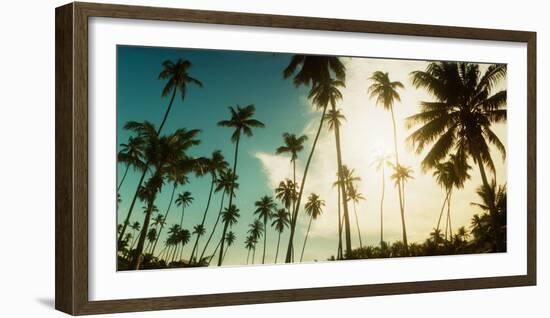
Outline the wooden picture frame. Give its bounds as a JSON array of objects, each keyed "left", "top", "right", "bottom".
[{"left": 55, "top": 2, "right": 537, "bottom": 315}]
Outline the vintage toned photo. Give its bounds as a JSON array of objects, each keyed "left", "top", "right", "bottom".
[{"left": 116, "top": 46, "right": 507, "bottom": 271}]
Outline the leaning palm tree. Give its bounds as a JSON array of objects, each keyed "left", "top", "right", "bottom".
[
  {"left": 199, "top": 170, "right": 239, "bottom": 262},
  {"left": 372, "top": 152, "right": 392, "bottom": 245},
  {"left": 217, "top": 105, "right": 264, "bottom": 265},
  {"left": 282, "top": 55, "right": 346, "bottom": 264},
  {"left": 408, "top": 62, "right": 507, "bottom": 250},
  {"left": 390, "top": 163, "right": 414, "bottom": 253},
  {"left": 118, "top": 59, "right": 202, "bottom": 246},
  {"left": 145, "top": 228, "right": 157, "bottom": 253},
  {"left": 368, "top": 71, "right": 407, "bottom": 253},
  {"left": 216, "top": 204, "right": 241, "bottom": 266},
  {"left": 254, "top": 196, "right": 276, "bottom": 264},
  {"left": 117, "top": 136, "right": 145, "bottom": 191},
  {"left": 271, "top": 208, "right": 290, "bottom": 263},
  {"left": 432, "top": 154, "right": 471, "bottom": 241},
  {"left": 247, "top": 220, "right": 264, "bottom": 264},
  {"left": 190, "top": 224, "right": 206, "bottom": 262},
  {"left": 189, "top": 151, "right": 228, "bottom": 264},
  {"left": 222, "top": 231, "right": 236, "bottom": 263},
  {"left": 129, "top": 221, "right": 141, "bottom": 249},
  {"left": 325, "top": 108, "right": 353, "bottom": 256},
  {"left": 285, "top": 78, "right": 347, "bottom": 263},
  {"left": 244, "top": 235, "right": 257, "bottom": 265},
  {"left": 300, "top": 193, "right": 325, "bottom": 262},
  {"left": 347, "top": 183, "right": 365, "bottom": 249},
  {"left": 276, "top": 133, "right": 308, "bottom": 217}
]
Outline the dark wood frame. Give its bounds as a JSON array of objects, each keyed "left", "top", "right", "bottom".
[{"left": 55, "top": 1, "right": 537, "bottom": 315}]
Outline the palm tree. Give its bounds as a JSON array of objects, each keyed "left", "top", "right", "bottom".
[
  {"left": 271, "top": 208, "right": 290, "bottom": 263},
  {"left": 217, "top": 204, "right": 241, "bottom": 266},
  {"left": 373, "top": 153, "right": 392, "bottom": 245},
  {"left": 217, "top": 105, "right": 264, "bottom": 265},
  {"left": 222, "top": 231, "right": 236, "bottom": 263},
  {"left": 324, "top": 105, "right": 353, "bottom": 257},
  {"left": 175, "top": 191, "right": 193, "bottom": 226},
  {"left": 408, "top": 62, "right": 507, "bottom": 250},
  {"left": 176, "top": 227, "right": 191, "bottom": 262},
  {"left": 254, "top": 196, "right": 276, "bottom": 264},
  {"left": 244, "top": 235, "right": 257, "bottom": 265},
  {"left": 118, "top": 59, "right": 202, "bottom": 247},
  {"left": 275, "top": 179, "right": 298, "bottom": 224},
  {"left": 199, "top": 170, "right": 238, "bottom": 262},
  {"left": 432, "top": 154, "right": 471, "bottom": 241},
  {"left": 247, "top": 220, "right": 264, "bottom": 264},
  {"left": 282, "top": 55, "right": 346, "bottom": 264},
  {"left": 390, "top": 163, "right": 414, "bottom": 253},
  {"left": 347, "top": 183, "right": 365, "bottom": 249},
  {"left": 189, "top": 150, "right": 228, "bottom": 264},
  {"left": 276, "top": 133, "right": 308, "bottom": 219},
  {"left": 129, "top": 221, "right": 141, "bottom": 249},
  {"left": 166, "top": 224, "right": 181, "bottom": 263},
  {"left": 470, "top": 181, "right": 507, "bottom": 252},
  {"left": 368, "top": 71, "right": 407, "bottom": 254},
  {"left": 300, "top": 193, "right": 325, "bottom": 262},
  {"left": 145, "top": 228, "right": 157, "bottom": 253},
  {"left": 190, "top": 224, "right": 206, "bottom": 261},
  {"left": 285, "top": 78, "right": 346, "bottom": 263},
  {"left": 117, "top": 136, "right": 145, "bottom": 191}
]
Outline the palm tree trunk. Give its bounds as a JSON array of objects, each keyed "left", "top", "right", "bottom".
[
  {"left": 179, "top": 206, "right": 185, "bottom": 227},
  {"left": 447, "top": 191, "right": 453, "bottom": 243},
  {"left": 436, "top": 190, "right": 450, "bottom": 231},
  {"left": 274, "top": 232, "right": 281, "bottom": 263},
  {"left": 474, "top": 153, "right": 502, "bottom": 251},
  {"left": 190, "top": 177, "right": 216, "bottom": 263},
  {"left": 222, "top": 245, "right": 230, "bottom": 263},
  {"left": 262, "top": 215, "right": 268, "bottom": 264},
  {"left": 247, "top": 249, "right": 251, "bottom": 265},
  {"left": 157, "top": 86, "right": 178, "bottom": 135},
  {"left": 252, "top": 248, "right": 256, "bottom": 264},
  {"left": 150, "top": 184, "right": 177, "bottom": 256},
  {"left": 390, "top": 106, "right": 408, "bottom": 255},
  {"left": 331, "top": 104, "right": 352, "bottom": 256},
  {"left": 353, "top": 201, "right": 363, "bottom": 249},
  {"left": 131, "top": 198, "right": 157, "bottom": 270},
  {"left": 300, "top": 216, "right": 314, "bottom": 262},
  {"left": 209, "top": 239, "right": 222, "bottom": 266},
  {"left": 117, "top": 164, "right": 130, "bottom": 191},
  {"left": 218, "top": 136, "right": 240, "bottom": 266},
  {"left": 285, "top": 104, "right": 328, "bottom": 263},
  {"left": 380, "top": 166, "right": 385, "bottom": 245},
  {"left": 291, "top": 159, "right": 297, "bottom": 225},
  {"left": 336, "top": 183, "right": 343, "bottom": 259},
  {"left": 199, "top": 191, "right": 225, "bottom": 261}
]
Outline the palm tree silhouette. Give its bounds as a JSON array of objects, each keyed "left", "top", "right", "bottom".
[
  {"left": 129, "top": 221, "right": 141, "bottom": 250},
  {"left": 189, "top": 150, "right": 228, "bottom": 264},
  {"left": 176, "top": 227, "right": 191, "bottom": 262},
  {"left": 244, "top": 235, "right": 257, "bottom": 265},
  {"left": 217, "top": 204, "right": 240, "bottom": 266},
  {"left": 247, "top": 220, "right": 264, "bottom": 265},
  {"left": 324, "top": 101, "right": 353, "bottom": 258},
  {"left": 222, "top": 231, "right": 236, "bottom": 263},
  {"left": 285, "top": 78, "right": 346, "bottom": 263},
  {"left": 271, "top": 208, "right": 290, "bottom": 263},
  {"left": 368, "top": 71, "right": 407, "bottom": 254},
  {"left": 254, "top": 196, "right": 276, "bottom": 264},
  {"left": 373, "top": 153, "right": 392, "bottom": 245},
  {"left": 117, "top": 136, "right": 145, "bottom": 191},
  {"left": 175, "top": 191, "right": 193, "bottom": 226},
  {"left": 145, "top": 228, "right": 157, "bottom": 254},
  {"left": 347, "top": 182, "right": 365, "bottom": 249},
  {"left": 118, "top": 59, "right": 202, "bottom": 247},
  {"left": 217, "top": 104, "right": 264, "bottom": 266},
  {"left": 300, "top": 193, "right": 325, "bottom": 262},
  {"left": 432, "top": 154, "right": 470, "bottom": 242},
  {"left": 276, "top": 133, "right": 308, "bottom": 221},
  {"left": 389, "top": 163, "right": 414, "bottom": 253},
  {"left": 199, "top": 170, "right": 238, "bottom": 262},
  {"left": 470, "top": 181, "right": 507, "bottom": 252},
  {"left": 275, "top": 179, "right": 298, "bottom": 223},
  {"left": 283, "top": 55, "right": 346, "bottom": 264},
  {"left": 190, "top": 224, "right": 206, "bottom": 261},
  {"left": 408, "top": 62, "right": 507, "bottom": 251}
]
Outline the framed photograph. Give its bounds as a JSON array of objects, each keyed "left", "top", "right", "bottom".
[{"left": 55, "top": 2, "right": 536, "bottom": 315}]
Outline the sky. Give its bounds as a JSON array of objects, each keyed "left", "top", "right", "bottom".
[{"left": 116, "top": 45, "right": 507, "bottom": 267}]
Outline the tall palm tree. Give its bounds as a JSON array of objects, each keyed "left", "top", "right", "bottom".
[
  {"left": 222, "top": 231, "right": 236, "bottom": 263},
  {"left": 175, "top": 191, "right": 193, "bottom": 226},
  {"left": 117, "top": 136, "right": 145, "bottom": 191},
  {"left": 432, "top": 154, "right": 471, "bottom": 241},
  {"left": 285, "top": 78, "right": 346, "bottom": 263},
  {"left": 276, "top": 133, "right": 308, "bottom": 219},
  {"left": 189, "top": 150, "right": 228, "bottom": 264},
  {"left": 254, "top": 196, "right": 276, "bottom": 264},
  {"left": 199, "top": 170, "right": 238, "bottom": 262},
  {"left": 145, "top": 228, "right": 157, "bottom": 253},
  {"left": 271, "top": 208, "right": 290, "bottom": 263},
  {"left": 347, "top": 183, "right": 365, "bottom": 249},
  {"left": 300, "top": 193, "right": 325, "bottom": 262},
  {"left": 247, "top": 220, "right": 264, "bottom": 264},
  {"left": 390, "top": 163, "right": 414, "bottom": 252},
  {"left": 325, "top": 108, "right": 353, "bottom": 256},
  {"left": 217, "top": 105, "right": 264, "bottom": 265},
  {"left": 408, "top": 62, "right": 507, "bottom": 250},
  {"left": 282, "top": 55, "right": 346, "bottom": 264},
  {"left": 217, "top": 204, "right": 240, "bottom": 266},
  {"left": 129, "top": 221, "right": 141, "bottom": 249},
  {"left": 118, "top": 59, "right": 202, "bottom": 246},
  {"left": 373, "top": 153, "right": 392, "bottom": 245},
  {"left": 190, "top": 224, "right": 206, "bottom": 261},
  {"left": 275, "top": 179, "right": 298, "bottom": 224},
  {"left": 368, "top": 71, "right": 407, "bottom": 254},
  {"left": 176, "top": 227, "right": 191, "bottom": 262},
  {"left": 244, "top": 235, "right": 256, "bottom": 265}
]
